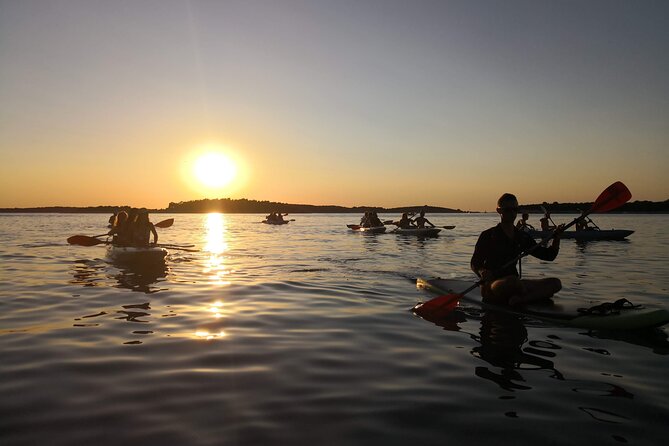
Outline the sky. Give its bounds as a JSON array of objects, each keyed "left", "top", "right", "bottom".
[{"left": 1, "top": 0, "right": 668, "bottom": 211}]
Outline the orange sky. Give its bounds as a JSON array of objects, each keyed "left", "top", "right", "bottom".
[{"left": 1, "top": 1, "right": 667, "bottom": 212}]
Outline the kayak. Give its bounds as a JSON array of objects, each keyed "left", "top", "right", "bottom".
[
  {"left": 106, "top": 245, "right": 168, "bottom": 262},
  {"left": 394, "top": 227, "right": 441, "bottom": 236},
  {"left": 262, "top": 220, "right": 289, "bottom": 225},
  {"left": 416, "top": 278, "right": 669, "bottom": 330},
  {"left": 347, "top": 224, "right": 386, "bottom": 234},
  {"left": 526, "top": 228, "right": 634, "bottom": 241}
]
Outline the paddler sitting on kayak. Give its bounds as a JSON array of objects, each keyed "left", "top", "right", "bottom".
[
  {"left": 515, "top": 212, "right": 535, "bottom": 231},
  {"left": 413, "top": 210, "right": 435, "bottom": 229},
  {"left": 394, "top": 213, "right": 416, "bottom": 229},
  {"left": 131, "top": 208, "right": 158, "bottom": 247},
  {"left": 471, "top": 193, "right": 563, "bottom": 306},
  {"left": 360, "top": 212, "right": 383, "bottom": 228},
  {"left": 107, "top": 210, "right": 132, "bottom": 246}
]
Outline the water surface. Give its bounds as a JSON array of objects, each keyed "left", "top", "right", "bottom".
[{"left": 1, "top": 213, "right": 667, "bottom": 445}]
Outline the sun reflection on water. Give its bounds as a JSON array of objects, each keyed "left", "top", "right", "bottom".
[
  {"left": 190, "top": 214, "right": 236, "bottom": 341},
  {"left": 203, "top": 213, "right": 232, "bottom": 286}
]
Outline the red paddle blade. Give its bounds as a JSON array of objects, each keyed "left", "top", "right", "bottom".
[
  {"left": 591, "top": 181, "right": 631, "bottom": 213},
  {"left": 155, "top": 218, "right": 174, "bottom": 228},
  {"left": 67, "top": 235, "right": 104, "bottom": 246},
  {"left": 412, "top": 293, "right": 460, "bottom": 319}
]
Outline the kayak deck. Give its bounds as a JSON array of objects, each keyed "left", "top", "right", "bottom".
[{"left": 417, "top": 278, "right": 669, "bottom": 330}]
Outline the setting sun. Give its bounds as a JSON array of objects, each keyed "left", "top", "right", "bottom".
[{"left": 194, "top": 152, "right": 237, "bottom": 189}]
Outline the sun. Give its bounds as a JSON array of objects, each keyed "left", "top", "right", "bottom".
[{"left": 193, "top": 152, "right": 237, "bottom": 189}]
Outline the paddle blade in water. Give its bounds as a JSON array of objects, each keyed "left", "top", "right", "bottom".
[
  {"left": 412, "top": 293, "right": 460, "bottom": 319},
  {"left": 591, "top": 181, "right": 632, "bottom": 213},
  {"left": 67, "top": 235, "right": 104, "bottom": 246},
  {"left": 155, "top": 218, "right": 174, "bottom": 228}
]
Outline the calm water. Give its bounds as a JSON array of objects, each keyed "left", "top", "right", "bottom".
[{"left": 1, "top": 213, "right": 668, "bottom": 445}]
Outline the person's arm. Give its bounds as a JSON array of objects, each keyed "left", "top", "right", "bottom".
[
  {"left": 426, "top": 218, "right": 435, "bottom": 227},
  {"left": 522, "top": 231, "right": 559, "bottom": 261},
  {"left": 471, "top": 232, "right": 491, "bottom": 278},
  {"left": 150, "top": 223, "right": 158, "bottom": 244}
]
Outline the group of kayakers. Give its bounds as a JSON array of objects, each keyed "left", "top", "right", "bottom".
[
  {"left": 357, "top": 209, "right": 438, "bottom": 229},
  {"left": 359, "top": 212, "right": 384, "bottom": 228},
  {"left": 265, "top": 212, "right": 287, "bottom": 224},
  {"left": 107, "top": 208, "right": 158, "bottom": 247},
  {"left": 516, "top": 210, "right": 596, "bottom": 232}
]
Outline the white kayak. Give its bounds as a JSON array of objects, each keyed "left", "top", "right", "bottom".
[
  {"left": 394, "top": 227, "right": 441, "bottom": 236},
  {"left": 417, "top": 278, "right": 669, "bottom": 330},
  {"left": 106, "top": 245, "right": 168, "bottom": 262}
]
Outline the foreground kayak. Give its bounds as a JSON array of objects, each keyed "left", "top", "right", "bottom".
[
  {"left": 263, "top": 220, "right": 289, "bottom": 225},
  {"left": 347, "top": 224, "right": 386, "bottom": 234},
  {"left": 394, "top": 227, "right": 441, "bottom": 236},
  {"left": 106, "top": 245, "right": 168, "bottom": 262},
  {"left": 416, "top": 278, "right": 669, "bottom": 330},
  {"left": 527, "top": 228, "right": 634, "bottom": 241}
]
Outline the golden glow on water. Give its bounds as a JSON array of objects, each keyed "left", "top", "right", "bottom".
[
  {"left": 194, "top": 330, "right": 227, "bottom": 340},
  {"left": 209, "top": 300, "right": 225, "bottom": 319},
  {"left": 203, "top": 213, "right": 232, "bottom": 286}
]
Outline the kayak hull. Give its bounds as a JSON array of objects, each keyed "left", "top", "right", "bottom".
[
  {"left": 417, "top": 278, "right": 669, "bottom": 330},
  {"left": 527, "top": 229, "right": 634, "bottom": 241},
  {"left": 106, "top": 245, "right": 168, "bottom": 262},
  {"left": 262, "top": 220, "right": 289, "bottom": 225},
  {"left": 394, "top": 227, "right": 441, "bottom": 236}
]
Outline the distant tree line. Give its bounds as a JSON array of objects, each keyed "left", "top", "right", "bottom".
[
  {"left": 164, "top": 198, "right": 462, "bottom": 214},
  {"left": 1, "top": 198, "right": 666, "bottom": 214},
  {"left": 522, "top": 199, "right": 669, "bottom": 213}
]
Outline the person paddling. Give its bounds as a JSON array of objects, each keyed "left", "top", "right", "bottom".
[
  {"left": 516, "top": 212, "right": 535, "bottom": 231},
  {"left": 132, "top": 209, "right": 158, "bottom": 247},
  {"left": 413, "top": 210, "right": 435, "bottom": 229},
  {"left": 540, "top": 211, "right": 556, "bottom": 231},
  {"left": 107, "top": 210, "right": 132, "bottom": 246},
  {"left": 395, "top": 213, "right": 415, "bottom": 229},
  {"left": 471, "top": 193, "right": 563, "bottom": 306}
]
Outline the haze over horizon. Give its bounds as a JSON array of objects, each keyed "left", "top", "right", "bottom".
[{"left": 1, "top": 0, "right": 668, "bottom": 212}]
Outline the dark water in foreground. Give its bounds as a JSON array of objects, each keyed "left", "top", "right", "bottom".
[{"left": 1, "top": 213, "right": 668, "bottom": 445}]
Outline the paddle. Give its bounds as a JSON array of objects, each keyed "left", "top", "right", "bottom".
[
  {"left": 67, "top": 235, "right": 106, "bottom": 246},
  {"left": 412, "top": 181, "right": 632, "bottom": 319},
  {"left": 67, "top": 235, "right": 198, "bottom": 252},
  {"left": 154, "top": 218, "right": 174, "bottom": 228}
]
